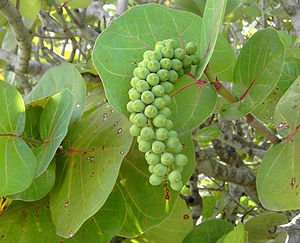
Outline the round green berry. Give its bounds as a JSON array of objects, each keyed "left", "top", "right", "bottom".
[
  {"left": 186, "top": 42, "right": 197, "bottom": 55},
  {"left": 169, "top": 70, "right": 179, "bottom": 83},
  {"left": 159, "top": 107, "right": 171, "bottom": 118},
  {"left": 168, "top": 170, "right": 181, "bottom": 183},
  {"left": 170, "top": 180, "right": 183, "bottom": 191},
  {"left": 133, "top": 113, "right": 147, "bottom": 127},
  {"left": 144, "top": 105, "right": 158, "bottom": 118},
  {"left": 132, "top": 100, "right": 145, "bottom": 112},
  {"left": 165, "top": 119, "right": 174, "bottom": 130},
  {"left": 155, "top": 41, "right": 165, "bottom": 51},
  {"left": 175, "top": 154, "right": 188, "bottom": 166},
  {"left": 129, "top": 112, "right": 136, "bottom": 122},
  {"left": 129, "top": 88, "right": 141, "bottom": 101},
  {"left": 129, "top": 124, "right": 141, "bottom": 137},
  {"left": 148, "top": 165, "right": 155, "bottom": 173},
  {"left": 152, "top": 98, "right": 165, "bottom": 110},
  {"left": 168, "top": 130, "right": 178, "bottom": 137},
  {"left": 130, "top": 77, "right": 139, "bottom": 88},
  {"left": 174, "top": 48, "right": 185, "bottom": 60},
  {"left": 143, "top": 50, "right": 152, "bottom": 59},
  {"left": 162, "top": 94, "right": 171, "bottom": 105},
  {"left": 160, "top": 58, "right": 172, "bottom": 70},
  {"left": 161, "top": 82, "right": 174, "bottom": 94},
  {"left": 152, "top": 141, "right": 165, "bottom": 154},
  {"left": 146, "top": 73, "right": 160, "bottom": 86},
  {"left": 165, "top": 39, "right": 178, "bottom": 49},
  {"left": 161, "top": 152, "right": 174, "bottom": 166},
  {"left": 141, "top": 127, "right": 155, "bottom": 140},
  {"left": 183, "top": 66, "right": 191, "bottom": 74},
  {"left": 145, "top": 151, "right": 160, "bottom": 165},
  {"left": 167, "top": 136, "right": 180, "bottom": 149},
  {"left": 153, "top": 163, "right": 168, "bottom": 176},
  {"left": 141, "top": 91, "right": 155, "bottom": 104},
  {"left": 138, "top": 59, "right": 149, "bottom": 68},
  {"left": 182, "top": 55, "right": 192, "bottom": 68},
  {"left": 172, "top": 143, "right": 183, "bottom": 153},
  {"left": 136, "top": 80, "right": 150, "bottom": 93},
  {"left": 190, "top": 54, "right": 200, "bottom": 65},
  {"left": 155, "top": 128, "right": 168, "bottom": 141},
  {"left": 157, "top": 69, "right": 169, "bottom": 81},
  {"left": 147, "top": 60, "right": 160, "bottom": 73},
  {"left": 139, "top": 139, "right": 152, "bottom": 152},
  {"left": 171, "top": 59, "right": 183, "bottom": 72},
  {"left": 149, "top": 174, "right": 163, "bottom": 186},
  {"left": 153, "top": 114, "right": 167, "bottom": 128},
  {"left": 126, "top": 101, "right": 134, "bottom": 113},
  {"left": 137, "top": 136, "right": 143, "bottom": 143},
  {"left": 171, "top": 164, "right": 183, "bottom": 173},
  {"left": 150, "top": 50, "right": 162, "bottom": 61},
  {"left": 162, "top": 47, "right": 174, "bottom": 59},
  {"left": 178, "top": 68, "right": 184, "bottom": 77},
  {"left": 152, "top": 85, "right": 165, "bottom": 97},
  {"left": 133, "top": 67, "right": 150, "bottom": 79}
]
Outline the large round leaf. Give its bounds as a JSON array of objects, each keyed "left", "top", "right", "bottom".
[
  {"left": 50, "top": 104, "right": 132, "bottom": 238},
  {"left": 117, "top": 133, "right": 195, "bottom": 237},
  {"left": 92, "top": 4, "right": 202, "bottom": 117}
]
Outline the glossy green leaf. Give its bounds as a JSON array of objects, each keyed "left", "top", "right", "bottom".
[
  {"left": 92, "top": 4, "right": 202, "bottom": 116},
  {"left": 117, "top": 133, "right": 195, "bottom": 237},
  {"left": 169, "top": 76, "right": 216, "bottom": 134},
  {"left": 26, "top": 64, "right": 86, "bottom": 122},
  {"left": 220, "top": 29, "right": 285, "bottom": 120},
  {"left": 202, "top": 196, "right": 216, "bottom": 218},
  {"left": 242, "top": 5, "right": 261, "bottom": 18},
  {"left": 83, "top": 85, "right": 106, "bottom": 116},
  {"left": 22, "top": 107, "right": 42, "bottom": 145},
  {"left": 11, "top": 0, "right": 41, "bottom": 19},
  {"left": 217, "top": 223, "right": 245, "bottom": 243},
  {"left": 173, "top": 0, "right": 205, "bottom": 16},
  {"left": 33, "top": 90, "right": 74, "bottom": 176},
  {"left": 183, "top": 219, "right": 233, "bottom": 243},
  {"left": 195, "top": 0, "right": 228, "bottom": 80},
  {"left": 277, "top": 57, "right": 300, "bottom": 93},
  {"left": 50, "top": 104, "right": 132, "bottom": 238},
  {"left": 125, "top": 197, "right": 193, "bottom": 243},
  {"left": 244, "top": 211, "right": 288, "bottom": 242},
  {"left": 194, "top": 126, "right": 221, "bottom": 144},
  {"left": 56, "top": 0, "right": 90, "bottom": 8},
  {"left": 0, "top": 81, "right": 37, "bottom": 195},
  {"left": 7, "top": 160, "right": 55, "bottom": 202}
]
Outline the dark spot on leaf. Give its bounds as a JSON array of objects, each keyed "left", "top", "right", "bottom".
[
  {"left": 65, "top": 201, "right": 69, "bottom": 207},
  {"left": 101, "top": 231, "right": 105, "bottom": 234},
  {"left": 91, "top": 172, "right": 95, "bottom": 177},
  {"left": 222, "top": 109, "right": 226, "bottom": 112},
  {"left": 291, "top": 178, "right": 296, "bottom": 189},
  {"left": 273, "top": 92, "right": 276, "bottom": 95},
  {"left": 183, "top": 214, "right": 189, "bottom": 220},
  {"left": 96, "top": 102, "right": 103, "bottom": 107},
  {"left": 105, "top": 104, "right": 110, "bottom": 109},
  {"left": 182, "top": 144, "right": 186, "bottom": 148},
  {"left": 59, "top": 241, "right": 63, "bottom": 243},
  {"left": 277, "top": 122, "right": 286, "bottom": 129},
  {"left": 65, "top": 140, "right": 69, "bottom": 144},
  {"left": 145, "top": 208, "right": 149, "bottom": 212},
  {"left": 114, "top": 121, "right": 118, "bottom": 126},
  {"left": 110, "top": 109, "right": 115, "bottom": 113},
  {"left": 1, "top": 235, "right": 4, "bottom": 238},
  {"left": 270, "top": 116, "right": 274, "bottom": 120},
  {"left": 35, "top": 211, "right": 39, "bottom": 217},
  {"left": 102, "top": 145, "right": 105, "bottom": 151},
  {"left": 262, "top": 102, "right": 265, "bottom": 105},
  {"left": 74, "top": 164, "right": 77, "bottom": 168},
  {"left": 293, "top": 105, "right": 297, "bottom": 109},
  {"left": 105, "top": 59, "right": 109, "bottom": 62},
  {"left": 120, "top": 150, "right": 124, "bottom": 154},
  {"left": 91, "top": 117, "right": 95, "bottom": 121},
  {"left": 103, "top": 114, "right": 108, "bottom": 121},
  {"left": 21, "top": 210, "right": 26, "bottom": 214},
  {"left": 117, "top": 128, "right": 122, "bottom": 134},
  {"left": 90, "top": 218, "right": 94, "bottom": 222},
  {"left": 45, "top": 205, "right": 50, "bottom": 210},
  {"left": 143, "top": 220, "right": 147, "bottom": 225},
  {"left": 68, "top": 230, "right": 74, "bottom": 237},
  {"left": 67, "top": 211, "right": 71, "bottom": 215},
  {"left": 284, "top": 125, "right": 289, "bottom": 129}
]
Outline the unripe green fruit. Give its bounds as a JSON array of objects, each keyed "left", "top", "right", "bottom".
[
  {"left": 162, "top": 94, "right": 171, "bottom": 105},
  {"left": 133, "top": 67, "right": 150, "bottom": 79},
  {"left": 146, "top": 73, "right": 160, "bottom": 86},
  {"left": 129, "top": 112, "right": 136, "bottom": 123},
  {"left": 165, "top": 39, "right": 178, "bottom": 49},
  {"left": 149, "top": 174, "right": 163, "bottom": 186},
  {"left": 147, "top": 60, "right": 160, "bottom": 73},
  {"left": 153, "top": 98, "right": 165, "bottom": 110},
  {"left": 144, "top": 105, "right": 158, "bottom": 118},
  {"left": 130, "top": 124, "right": 141, "bottom": 137},
  {"left": 143, "top": 50, "right": 152, "bottom": 59},
  {"left": 129, "top": 88, "right": 141, "bottom": 101},
  {"left": 150, "top": 50, "right": 162, "bottom": 61},
  {"left": 139, "top": 139, "right": 152, "bottom": 152},
  {"left": 175, "top": 154, "right": 188, "bottom": 166},
  {"left": 145, "top": 151, "right": 160, "bottom": 165},
  {"left": 161, "top": 82, "right": 174, "bottom": 94},
  {"left": 136, "top": 80, "right": 149, "bottom": 93},
  {"left": 148, "top": 165, "right": 155, "bottom": 173},
  {"left": 182, "top": 55, "right": 192, "bottom": 68},
  {"left": 171, "top": 164, "right": 183, "bottom": 173},
  {"left": 153, "top": 114, "right": 167, "bottom": 128},
  {"left": 178, "top": 68, "right": 184, "bottom": 77},
  {"left": 138, "top": 59, "right": 149, "bottom": 68},
  {"left": 165, "top": 119, "right": 174, "bottom": 130},
  {"left": 171, "top": 59, "right": 183, "bottom": 72},
  {"left": 167, "top": 136, "right": 180, "bottom": 149},
  {"left": 137, "top": 136, "right": 143, "bottom": 143},
  {"left": 152, "top": 140, "right": 165, "bottom": 154},
  {"left": 130, "top": 77, "right": 139, "bottom": 88},
  {"left": 186, "top": 42, "right": 197, "bottom": 55},
  {"left": 190, "top": 54, "right": 200, "bottom": 65},
  {"left": 133, "top": 113, "right": 147, "bottom": 127},
  {"left": 172, "top": 143, "right": 183, "bottom": 153},
  {"left": 160, "top": 58, "right": 172, "bottom": 70},
  {"left": 162, "top": 47, "right": 174, "bottom": 59},
  {"left": 153, "top": 163, "right": 168, "bottom": 176},
  {"left": 141, "top": 91, "right": 155, "bottom": 104},
  {"left": 183, "top": 66, "right": 191, "bottom": 74},
  {"left": 157, "top": 69, "right": 169, "bottom": 81},
  {"left": 174, "top": 48, "right": 185, "bottom": 60},
  {"left": 168, "top": 170, "right": 181, "bottom": 183},
  {"left": 126, "top": 101, "right": 133, "bottom": 113},
  {"left": 152, "top": 85, "right": 165, "bottom": 97},
  {"left": 168, "top": 130, "right": 178, "bottom": 137},
  {"left": 161, "top": 152, "right": 174, "bottom": 166},
  {"left": 155, "top": 41, "right": 165, "bottom": 51},
  {"left": 155, "top": 128, "right": 168, "bottom": 141},
  {"left": 141, "top": 127, "right": 155, "bottom": 140},
  {"left": 169, "top": 70, "right": 179, "bottom": 83},
  {"left": 170, "top": 180, "right": 183, "bottom": 191},
  {"left": 159, "top": 107, "right": 171, "bottom": 118},
  {"left": 132, "top": 99, "right": 145, "bottom": 112}
]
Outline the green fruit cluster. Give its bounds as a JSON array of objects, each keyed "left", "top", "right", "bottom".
[{"left": 127, "top": 39, "right": 199, "bottom": 191}]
